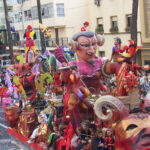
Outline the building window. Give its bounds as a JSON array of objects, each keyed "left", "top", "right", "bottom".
[
  {"left": 145, "top": 0, "right": 150, "bottom": 37},
  {"left": 42, "top": 3, "right": 53, "bottom": 18},
  {"left": 32, "top": 7, "right": 38, "bottom": 20},
  {"left": 125, "top": 14, "right": 132, "bottom": 32},
  {"left": 22, "top": 0, "right": 28, "bottom": 2},
  {"left": 15, "top": 14, "right": 19, "bottom": 22},
  {"left": 56, "top": 4, "right": 64, "bottom": 17},
  {"left": 18, "top": 12, "right": 22, "bottom": 22},
  {"left": 96, "top": 18, "right": 104, "bottom": 33},
  {"left": 110, "top": 16, "right": 118, "bottom": 32},
  {"left": 17, "top": 0, "right": 28, "bottom": 3},
  {"left": 14, "top": 12, "right": 22, "bottom": 22},
  {"left": 99, "top": 51, "right": 105, "bottom": 57},
  {"left": 24, "top": 9, "right": 32, "bottom": 21},
  {"left": 9, "top": 17, "right": 14, "bottom": 24},
  {"left": 94, "top": 0, "right": 100, "bottom": 6}
]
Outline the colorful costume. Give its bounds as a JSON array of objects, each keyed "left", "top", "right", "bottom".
[
  {"left": 24, "top": 25, "right": 36, "bottom": 62},
  {"left": 104, "top": 136, "right": 115, "bottom": 150},
  {"left": 115, "top": 40, "right": 142, "bottom": 63}
]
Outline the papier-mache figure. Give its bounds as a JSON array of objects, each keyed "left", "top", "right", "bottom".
[
  {"left": 58, "top": 31, "right": 124, "bottom": 127},
  {"left": 24, "top": 25, "right": 37, "bottom": 62},
  {"left": 94, "top": 95, "right": 150, "bottom": 150},
  {"left": 27, "top": 111, "right": 50, "bottom": 146},
  {"left": 81, "top": 21, "right": 89, "bottom": 32}
]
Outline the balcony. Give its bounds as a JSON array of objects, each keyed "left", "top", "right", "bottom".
[
  {"left": 45, "top": 37, "right": 68, "bottom": 47},
  {"left": 125, "top": 27, "right": 131, "bottom": 33},
  {"left": 9, "top": 37, "right": 68, "bottom": 49},
  {"left": 109, "top": 26, "right": 119, "bottom": 33},
  {"left": 95, "top": 26, "right": 104, "bottom": 34}
]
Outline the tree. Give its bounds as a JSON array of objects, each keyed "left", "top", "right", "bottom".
[
  {"left": 37, "top": 0, "right": 46, "bottom": 54},
  {"left": 131, "top": 0, "right": 139, "bottom": 46},
  {"left": 3, "top": 0, "right": 14, "bottom": 63}
]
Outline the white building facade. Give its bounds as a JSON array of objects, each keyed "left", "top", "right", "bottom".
[
  {"left": 12, "top": 0, "right": 89, "bottom": 49},
  {"left": 12, "top": 0, "right": 149, "bottom": 63},
  {"left": 88, "top": 0, "right": 142, "bottom": 59}
]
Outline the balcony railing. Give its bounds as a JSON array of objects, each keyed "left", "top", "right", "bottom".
[
  {"left": 125, "top": 27, "right": 131, "bottom": 32},
  {"left": 1, "top": 30, "right": 68, "bottom": 49},
  {"left": 109, "top": 26, "right": 119, "bottom": 33},
  {"left": 10, "top": 37, "right": 68, "bottom": 49},
  {"left": 95, "top": 26, "right": 104, "bottom": 34},
  {"left": 45, "top": 37, "right": 68, "bottom": 47}
]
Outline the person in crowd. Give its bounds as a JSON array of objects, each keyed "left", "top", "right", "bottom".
[
  {"left": 47, "top": 124, "right": 60, "bottom": 150},
  {"left": 104, "top": 129, "right": 115, "bottom": 150},
  {"left": 75, "top": 121, "right": 91, "bottom": 150},
  {"left": 92, "top": 130, "right": 104, "bottom": 150}
]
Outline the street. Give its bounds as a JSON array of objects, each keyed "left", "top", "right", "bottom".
[{"left": 0, "top": 102, "right": 34, "bottom": 150}]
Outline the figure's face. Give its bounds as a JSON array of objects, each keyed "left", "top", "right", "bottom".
[
  {"left": 114, "top": 40, "right": 119, "bottom": 46},
  {"left": 19, "top": 64, "right": 36, "bottom": 101},
  {"left": 76, "top": 36, "right": 97, "bottom": 62},
  {"left": 115, "top": 114, "right": 150, "bottom": 150}
]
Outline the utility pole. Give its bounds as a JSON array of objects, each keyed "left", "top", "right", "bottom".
[
  {"left": 21, "top": 0, "right": 24, "bottom": 33},
  {"left": 20, "top": 0, "right": 25, "bottom": 51},
  {"left": 37, "top": 0, "right": 45, "bottom": 54},
  {"left": 3, "top": 0, "right": 14, "bottom": 63},
  {"left": 131, "top": 0, "right": 139, "bottom": 62}
]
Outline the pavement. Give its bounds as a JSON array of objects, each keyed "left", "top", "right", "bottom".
[{"left": 0, "top": 102, "right": 34, "bottom": 150}]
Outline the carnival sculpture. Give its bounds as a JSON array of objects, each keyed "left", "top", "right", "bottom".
[
  {"left": 3, "top": 24, "right": 150, "bottom": 150},
  {"left": 94, "top": 94, "right": 150, "bottom": 150}
]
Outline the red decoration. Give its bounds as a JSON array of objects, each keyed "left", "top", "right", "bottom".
[
  {"left": 122, "top": 71, "right": 139, "bottom": 94},
  {"left": 14, "top": 63, "right": 36, "bottom": 101},
  {"left": 7, "top": 128, "right": 45, "bottom": 150}
]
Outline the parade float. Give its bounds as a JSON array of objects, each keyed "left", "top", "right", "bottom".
[{"left": 1, "top": 24, "right": 150, "bottom": 150}]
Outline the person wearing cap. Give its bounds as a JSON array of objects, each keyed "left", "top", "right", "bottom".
[
  {"left": 24, "top": 25, "right": 37, "bottom": 62},
  {"left": 81, "top": 21, "right": 89, "bottom": 32}
]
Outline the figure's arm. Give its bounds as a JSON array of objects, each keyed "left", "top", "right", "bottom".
[
  {"left": 110, "top": 48, "right": 115, "bottom": 61},
  {"left": 102, "top": 60, "right": 121, "bottom": 77},
  {"left": 110, "top": 54, "right": 113, "bottom": 61},
  {"left": 33, "top": 32, "right": 37, "bottom": 40}
]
